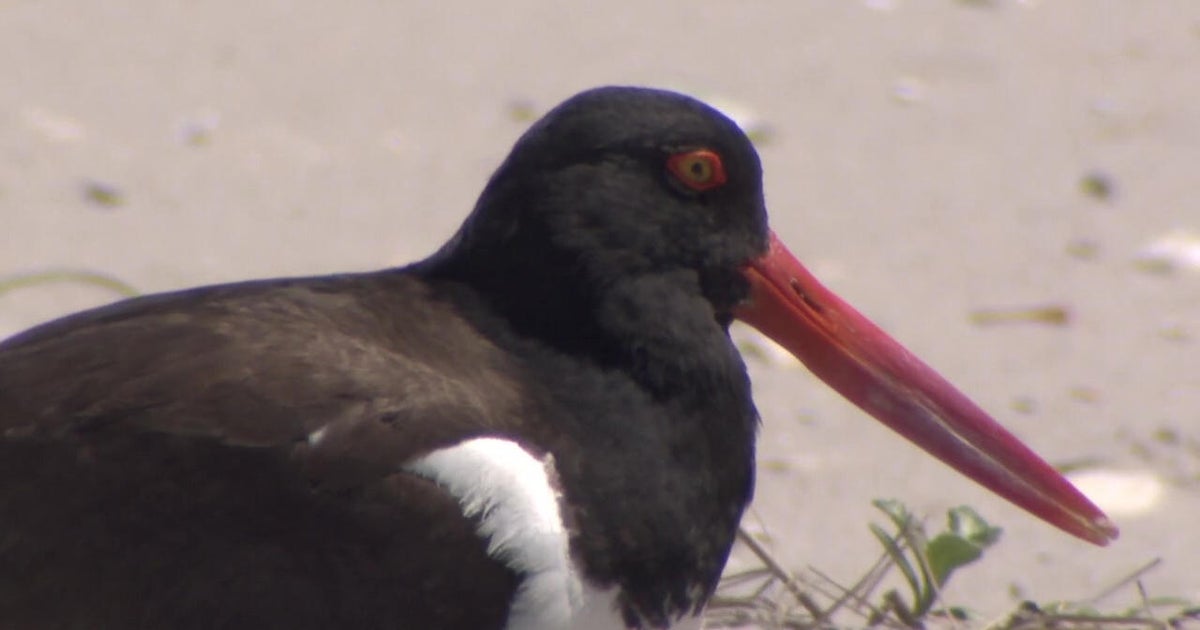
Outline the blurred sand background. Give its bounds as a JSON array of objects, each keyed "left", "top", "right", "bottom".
[{"left": 2, "top": 0, "right": 1198, "bottom": 620}]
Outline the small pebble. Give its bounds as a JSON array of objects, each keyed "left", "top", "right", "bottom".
[
  {"left": 82, "top": 181, "right": 125, "bottom": 208},
  {"left": 1080, "top": 171, "right": 1116, "bottom": 201}
]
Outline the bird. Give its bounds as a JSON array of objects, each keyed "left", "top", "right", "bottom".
[{"left": 0, "top": 86, "right": 1116, "bottom": 630}]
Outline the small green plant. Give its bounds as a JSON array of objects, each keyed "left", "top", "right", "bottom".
[
  {"left": 708, "top": 501, "right": 1192, "bottom": 629},
  {"left": 867, "top": 498, "right": 1003, "bottom": 623}
]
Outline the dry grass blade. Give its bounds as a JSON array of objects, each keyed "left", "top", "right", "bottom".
[
  {"left": 0, "top": 268, "right": 139, "bottom": 298},
  {"left": 705, "top": 525, "right": 918, "bottom": 630},
  {"left": 1087, "top": 559, "right": 1163, "bottom": 605},
  {"left": 707, "top": 507, "right": 1192, "bottom": 630},
  {"left": 1001, "top": 601, "right": 1169, "bottom": 630}
]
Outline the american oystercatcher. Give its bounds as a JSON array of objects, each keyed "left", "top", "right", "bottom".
[{"left": 0, "top": 87, "right": 1115, "bottom": 629}]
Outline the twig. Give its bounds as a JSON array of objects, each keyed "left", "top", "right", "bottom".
[
  {"left": 1087, "top": 559, "right": 1163, "bottom": 605},
  {"left": 736, "top": 527, "right": 824, "bottom": 619}
]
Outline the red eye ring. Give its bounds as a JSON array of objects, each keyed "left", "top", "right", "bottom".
[{"left": 666, "top": 149, "right": 727, "bottom": 192}]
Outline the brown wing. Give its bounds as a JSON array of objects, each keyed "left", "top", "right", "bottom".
[{"left": 0, "top": 271, "right": 528, "bottom": 629}]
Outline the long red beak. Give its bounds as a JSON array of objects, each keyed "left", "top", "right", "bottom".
[{"left": 735, "top": 231, "right": 1118, "bottom": 546}]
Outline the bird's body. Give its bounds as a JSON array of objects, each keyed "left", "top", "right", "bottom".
[
  {"left": 0, "top": 248, "right": 749, "bottom": 630},
  {"left": 0, "top": 87, "right": 1114, "bottom": 630}
]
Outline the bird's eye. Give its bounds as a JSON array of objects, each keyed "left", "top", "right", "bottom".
[{"left": 666, "top": 149, "right": 727, "bottom": 192}]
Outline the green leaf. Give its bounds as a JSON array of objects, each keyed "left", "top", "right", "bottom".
[
  {"left": 946, "top": 505, "right": 1003, "bottom": 547},
  {"left": 869, "top": 522, "right": 922, "bottom": 605},
  {"left": 926, "top": 533, "right": 983, "bottom": 587},
  {"left": 872, "top": 498, "right": 917, "bottom": 532},
  {"left": 925, "top": 507, "right": 1001, "bottom": 588}
]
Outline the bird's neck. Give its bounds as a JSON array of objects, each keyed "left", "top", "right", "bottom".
[{"left": 420, "top": 242, "right": 761, "bottom": 625}]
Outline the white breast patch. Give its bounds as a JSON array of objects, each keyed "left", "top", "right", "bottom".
[
  {"left": 403, "top": 436, "right": 705, "bottom": 630},
  {"left": 403, "top": 437, "right": 599, "bottom": 629}
]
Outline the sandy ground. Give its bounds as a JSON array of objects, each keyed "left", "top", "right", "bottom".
[{"left": 2, "top": 0, "right": 1198, "bottom": 621}]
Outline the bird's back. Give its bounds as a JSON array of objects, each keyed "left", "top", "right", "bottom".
[{"left": 0, "top": 270, "right": 527, "bottom": 629}]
